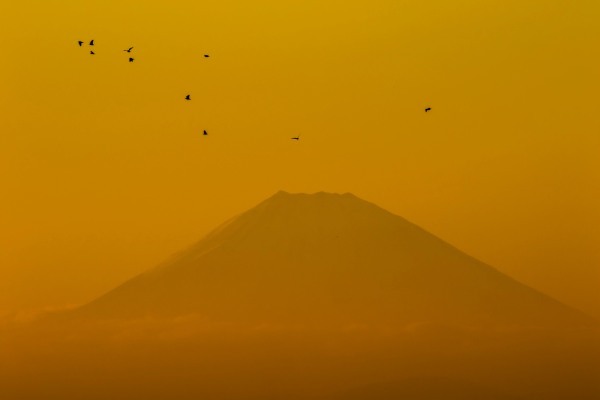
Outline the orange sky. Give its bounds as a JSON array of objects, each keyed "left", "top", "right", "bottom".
[{"left": 1, "top": 0, "right": 599, "bottom": 318}]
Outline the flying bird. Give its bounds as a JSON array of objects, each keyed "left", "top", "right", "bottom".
[
  {"left": 203, "top": 54, "right": 210, "bottom": 58},
  {"left": 425, "top": 107, "right": 431, "bottom": 112},
  {"left": 185, "top": 95, "right": 191, "bottom": 100},
  {"left": 129, "top": 57, "right": 134, "bottom": 62},
  {"left": 291, "top": 135, "right": 300, "bottom": 141},
  {"left": 89, "top": 39, "right": 94, "bottom": 46},
  {"left": 203, "top": 130, "right": 208, "bottom": 136},
  {"left": 78, "top": 41, "right": 83, "bottom": 46},
  {"left": 90, "top": 50, "right": 95, "bottom": 55},
  {"left": 124, "top": 47, "right": 134, "bottom": 52}
]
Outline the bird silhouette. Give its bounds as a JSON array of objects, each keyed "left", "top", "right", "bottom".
[
  {"left": 78, "top": 41, "right": 83, "bottom": 46},
  {"left": 89, "top": 40, "right": 94, "bottom": 46},
  {"left": 203, "top": 54, "right": 210, "bottom": 58},
  {"left": 90, "top": 50, "right": 95, "bottom": 55},
  {"left": 185, "top": 95, "right": 191, "bottom": 100},
  {"left": 124, "top": 47, "right": 134, "bottom": 52},
  {"left": 129, "top": 57, "right": 134, "bottom": 62},
  {"left": 291, "top": 135, "right": 300, "bottom": 141},
  {"left": 203, "top": 130, "right": 208, "bottom": 136},
  {"left": 425, "top": 107, "right": 431, "bottom": 112}
]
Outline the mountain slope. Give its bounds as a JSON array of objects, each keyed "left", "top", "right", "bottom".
[{"left": 76, "top": 191, "right": 591, "bottom": 326}]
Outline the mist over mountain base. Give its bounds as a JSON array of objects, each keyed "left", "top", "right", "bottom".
[{"left": 1, "top": 316, "right": 598, "bottom": 400}]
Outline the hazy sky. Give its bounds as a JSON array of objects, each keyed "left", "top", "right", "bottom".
[{"left": 1, "top": 0, "right": 598, "bottom": 318}]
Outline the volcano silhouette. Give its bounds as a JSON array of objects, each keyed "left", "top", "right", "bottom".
[{"left": 78, "top": 191, "right": 590, "bottom": 326}]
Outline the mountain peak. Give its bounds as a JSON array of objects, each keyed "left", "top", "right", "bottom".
[
  {"left": 257, "top": 190, "right": 387, "bottom": 219},
  {"left": 269, "top": 190, "right": 360, "bottom": 201}
]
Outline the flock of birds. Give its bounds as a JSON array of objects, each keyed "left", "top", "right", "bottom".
[
  {"left": 78, "top": 39, "right": 432, "bottom": 140},
  {"left": 78, "top": 39, "right": 215, "bottom": 137},
  {"left": 79, "top": 39, "right": 145, "bottom": 63}
]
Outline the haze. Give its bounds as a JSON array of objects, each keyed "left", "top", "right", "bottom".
[{"left": 0, "top": 1, "right": 599, "bottom": 398}]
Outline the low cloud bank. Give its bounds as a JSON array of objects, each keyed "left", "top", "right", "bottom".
[{"left": 2, "top": 313, "right": 598, "bottom": 400}]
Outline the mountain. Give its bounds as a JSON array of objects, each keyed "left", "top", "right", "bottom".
[{"left": 76, "top": 191, "right": 591, "bottom": 326}]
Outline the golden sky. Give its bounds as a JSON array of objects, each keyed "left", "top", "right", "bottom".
[{"left": 1, "top": 0, "right": 599, "bottom": 318}]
